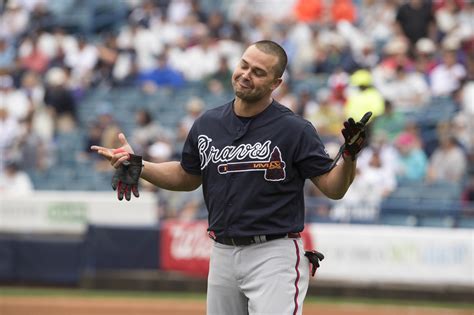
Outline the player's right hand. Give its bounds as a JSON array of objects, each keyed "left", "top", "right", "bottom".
[
  {"left": 91, "top": 133, "right": 143, "bottom": 201},
  {"left": 91, "top": 133, "right": 134, "bottom": 169}
]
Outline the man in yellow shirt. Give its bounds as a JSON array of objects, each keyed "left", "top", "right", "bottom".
[{"left": 345, "top": 69, "right": 385, "bottom": 121}]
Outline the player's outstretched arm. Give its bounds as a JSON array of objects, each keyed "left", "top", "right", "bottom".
[
  {"left": 140, "top": 160, "right": 201, "bottom": 191},
  {"left": 310, "top": 112, "right": 371, "bottom": 200},
  {"left": 311, "top": 158, "right": 356, "bottom": 200},
  {"left": 91, "top": 133, "right": 201, "bottom": 192}
]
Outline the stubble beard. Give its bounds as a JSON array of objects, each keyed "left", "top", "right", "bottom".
[{"left": 233, "top": 82, "right": 266, "bottom": 103}]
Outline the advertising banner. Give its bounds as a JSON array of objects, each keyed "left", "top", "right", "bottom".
[
  {"left": 160, "top": 220, "right": 212, "bottom": 277},
  {"left": 159, "top": 220, "right": 314, "bottom": 277},
  {"left": 307, "top": 224, "right": 474, "bottom": 286},
  {"left": 0, "top": 192, "right": 158, "bottom": 234}
]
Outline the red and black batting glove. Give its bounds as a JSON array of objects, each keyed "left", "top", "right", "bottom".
[
  {"left": 111, "top": 154, "right": 143, "bottom": 201},
  {"left": 305, "top": 250, "right": 325, "bottom": 277},
  {"left": 341, "top": 112, "right": 372, "bottom": 161}
]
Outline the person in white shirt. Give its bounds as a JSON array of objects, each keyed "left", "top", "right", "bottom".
[
  {"left": 0, "top": 160, "right": 34, "bottom": 196},
  {"left": 430, "top": 46, "right": 466, "bottom": 96},
  {"left": 379, "top": 65, "right": 431, "bottom": 112},
  {"left": 0, "top": 75, "right": 31, "bottom": 121}
]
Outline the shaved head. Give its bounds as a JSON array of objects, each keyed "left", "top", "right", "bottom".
[{"left": 253, "top": 40, "right": 287, "bottom": 78}]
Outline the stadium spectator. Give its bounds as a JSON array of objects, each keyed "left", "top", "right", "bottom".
[
  {"left": 207, "top": 10, "right": 228, "bottom": 40},
  {"left": 331, "top": 150, "right": 396, "bottom": 222},
  {"left": 296, "top": 88, "right": 319, "bottom": 119},
  {"left": 460, "top": 174, "right": 474, "bottom": 213},
  {"left": 371, "top": 100, "right": 406, "bottom": 143},
  {"left": 377, "top": 64, "right": 430, "bottom": 112},
  {"left": 128, "top": 0, "right": 162, "bottom": 29},
  {"left": 330, "top": 0, "right": 357, "bottom": 23},
  {"left": 0, "top": 74, "right": 31, "bottom": 121},
  {"left": 189, "top": 0, "right": 208, "bottom": 24},
  {"left": 20, "top": 71, "right": 54, "bottom": 142},
  {"left": 167, "top": 0, "right": 193, "bottom": 24},
  {"left": 293, "top": 0, "right": 324, "bottom": 23},
  {"left": 359, "top": 0, "right": 396, "bottom": 45},
  {"left": 117, "top": 19, "right": 163, "bottom": 72},
  {"left": 434, "top": 0, "right": 464, "bottom": 39},
  {"left": 0, "top": 0, "right": 29, "bottom": 40},
  {"left": 206, "top": 56, "right": 233, "bottom": 95},
  {"left": 180, "top": 35, "right": 220, "bottom": 81},
  {"left": 394, "top": 131, "right": 428, "bottom": 183},
  {"left": 395, "top": 0, "right": 436, "bottom": 48},
  {"left": 130, "top": 109, "right": 173, "bottom": 156},
  {"left": 311, "top": 32, "right": 352, "bottom": 74},
  {"left": 327, "top": 67, "right": 349, "bottom": 105},
  {"left": 18, "top": 35, "right": 50, "bottom": 74},
  {"left": 273, "top": 81, "right": 298, "bottom": 113},
  {"left": 305, "top": 88, "right": 343, "bottom": 142},
  {"left": 344, "top": 69, "right": 385, "bottom": 121},
  {"left": 426, "top": 134, "right": 467, "bottom": 183},
  {"left": 430, "top": 43, "right": 467, "bottom": 96},
  {"left": 156, "top": 187, "right": 205, "bottom": 220},
  {"left": 451, "top": 113, "right": 472, "bottom": 154},
  {"left": 136, "top": 52, "right": 184, "bottom": 92},
  {"left": 43, "top": 67, "right": 77, "bottom": 124},
  {"left": 49, "top": 27, "right": 78, "bottom": 68},
  {"left": 176, "top": 97, "right": 204, "bottom": 149},
  {"left": 64, "top": 35, "right": 99, "bottom": 89},
  {"left": 0, "top": 160, "right": 34, "bottom": 196},
  {"left": 372, "top": 36, "right": 414, "bottom": 87},
  {"left": 27, "top": 1, "right": 53, "bottom": 31},
  {"left": 94, "top": 32, "right": 121, "bottom": 87},
  {"left": 0, "top": 37, "right": 15, "bottom": 72},
  {"left": 413, "top": 37, "right": 438, "bottom": 79},
  {"left": 150, "top": 9, "right": 183, "bottom": 46},
  {"left": 148, "top": 137, "right": 174, "bottom": 163},
  {"left": 14, "top": 117, "right": 51, "bottom": 172},
  {"left": 0, "top": 106, "right": 21, "bottom": 170},
  {"left": 358, "top": 131, "right": 399, "bottom": 176}
]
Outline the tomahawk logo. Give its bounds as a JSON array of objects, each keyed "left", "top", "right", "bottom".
[{"left": 198, "top": 135, "right": 286, "bottom": 181}]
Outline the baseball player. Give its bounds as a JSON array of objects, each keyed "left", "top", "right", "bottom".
[{"left": 92, "top": 40, "right": 368, "bottom": 315}]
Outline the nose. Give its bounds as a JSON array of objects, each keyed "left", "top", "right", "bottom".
[{"left": 241, "top": 68, "right": 251, "bottom": 80}]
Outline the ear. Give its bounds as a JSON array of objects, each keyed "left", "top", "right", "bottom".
[{"left": 270, "top": 77, "right": 283, "bottom": 92}]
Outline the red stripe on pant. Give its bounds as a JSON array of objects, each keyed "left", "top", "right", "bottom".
[{"left": 293, "top": 240, "right": 300, "bottom": 315}]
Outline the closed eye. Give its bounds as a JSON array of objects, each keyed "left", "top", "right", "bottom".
[{"left": 241, "top": 59, "right": 267, "bottom": 77}]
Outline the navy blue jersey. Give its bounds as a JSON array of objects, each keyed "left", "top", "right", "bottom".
[{"left": 181, "top": 100, "right": 334, "bottom": 237}]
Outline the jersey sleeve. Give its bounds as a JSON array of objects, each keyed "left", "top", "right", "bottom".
[
  {"left": 294, "top": 123, "right": 334, "bottom": 179},
  {"left": 180, "top": 122, "right": 202, "bottom": 176}
]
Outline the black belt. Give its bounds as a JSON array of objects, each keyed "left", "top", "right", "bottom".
[{"left": 209, "top": 232, "right": 301, "bottom": 246}]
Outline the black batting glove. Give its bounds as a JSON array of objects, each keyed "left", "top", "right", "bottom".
[
  {"left": 111, "top": 154, "right": 143, "bottom": 201},
  {"left": 341, "top": 111, "right": 372, "bottom": 161},
  {"left": 305, "top": 250, "right": 325, "bottom": 277}
]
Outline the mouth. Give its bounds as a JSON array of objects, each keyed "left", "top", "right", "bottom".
[{"left": 237, "top": 80, "right": 252, "bottom": 89}]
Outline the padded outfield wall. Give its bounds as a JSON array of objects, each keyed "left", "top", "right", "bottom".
[{"left": 0, "top": 192, "right": 472, "bottom": 301}]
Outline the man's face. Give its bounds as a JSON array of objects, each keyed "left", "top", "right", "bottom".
[{"left": 232, "top": 45, "right": 281, "bottom": 102}]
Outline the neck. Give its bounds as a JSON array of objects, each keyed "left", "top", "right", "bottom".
[{"left": 234, "top": 96, "right": 273, "bottom": 117}]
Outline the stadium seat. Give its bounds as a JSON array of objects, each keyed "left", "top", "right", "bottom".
[
  {"left": 456, "top": 216, "right": 474, "bottom": 229},
  {"left": 418, "top": 216, "right": 455, "bottom": 228},
  {"left": 379, "top": 214, "right": 417, "bottom": 227}
]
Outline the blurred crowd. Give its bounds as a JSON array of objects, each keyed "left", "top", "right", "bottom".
[{"left": 0, "top": 0, "right": 473, "bottom": 222}]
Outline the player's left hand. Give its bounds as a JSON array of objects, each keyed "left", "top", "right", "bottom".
[{"left": 341, "top": 112, "right": 372, "bottom": 161}]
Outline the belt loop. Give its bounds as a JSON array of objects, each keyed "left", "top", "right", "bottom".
[{"left": 253, "top": 235, "right": 266, "bottom": 244}]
